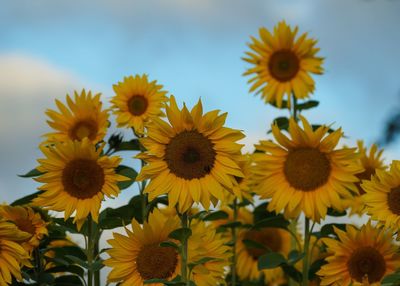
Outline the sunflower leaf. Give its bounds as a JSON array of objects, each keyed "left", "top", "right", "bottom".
[
  {"left": 296, "top": 100, "right": 319, "bottom": 110},
  {"left": 327, "top": 207, "right": 347, "bottom": 217},
  {"left": 11, "top": 191, "right": 43, "bottom": 206},
  {"left": 53, "top": 275, "right": 84, "bottom": 286},
  {"left": 253, "top": 215, "right": 289, "bottom": 229},
  {"left": 258, "top": 252, "right": 287, "bottom": 270},
  {"left": 287, "top": 250, "right": 305, "bottom": 265},
  {"left": 168, "top": 228, "right": 192, "bottom": 243},
  {"left": 188, "top": 257, "right": 219, "bottom": 270},
  {"left": 159, "top": 241, "right": 180, "bottom": 250},
  {"left": 382, "top": 271, "right": 400, "bottom": 285},
  {"left": 116, "top": 165, "right": 137, "bottom": 190},
  {"left": 18, "top": 168, "right": 44, "bottom": 178},
  {"left": 203, "top": 210, "right": 229, "bottom": 221},
  {"left": 114, "top": 139, "right": 141, "bottom": 152}
]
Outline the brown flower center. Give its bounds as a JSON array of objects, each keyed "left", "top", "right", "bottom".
[
  {"left": 268, "top": 50, "right": 300, "bottom": 82},
  {"left": 356, "top": 167, "right": 376, "bottom": 195},
  {"left": 347, "top": 246, "right": 386, "bottom": 283},
  {"left": 243, "top": 228, "right": 282, "bottom": 259},
  {"left": 69, "top": 120, "right": 99, "bottom": 141},
  {"left": 14, "top": 218, "right": 35, "bottom": 239},
  {"left": 284, "top": 148, "right": 331, "bottom": 191},
  {"left": 388, "top": 186, "right": 400, "bottom": 215},
  {"left": 165, "top": 130, "right": 216, "bottom": 179},
  {"left": 136, "top": 244, "right": 178, "bottom": 280},
  {"left": 62, "top": 159, "right": 105, "bottom": 199},
  {"left": 128, "top": 95, "right": 148, "bottom": 116}
]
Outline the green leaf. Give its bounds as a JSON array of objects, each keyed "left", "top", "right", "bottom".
[
  {"left": 253, "top": 215, "right": 289, "bottom": 229},
  {"left": 168, "top": 228, "right": 192, "bottom": 243},
  {"left": 46, "top": 265, "right": 84, "bottom": 277},
  {"left": 270, "top": 100, "right": 289, "bottom": 109},
  {"left": 311, "top": 124, "right": 335, "bottom": 133},
  {"left": 382, "top": 271, "right": 400, "bottom": 284},
  {"left": 116, "top": 165, "right": 138, "bottom": 190},
  {"left": 271, "top": 117, "right": 289, "bottom": 132},
  {"left": 296, "top": 100, "right": 319, "bottom": 110},
  {"left": 18, "top": 168, "right": 44, "bottom": 178},
  {"left": 65, "top": 255, "right": 88, "bottom": 268},
  {"left": 36, "top": 272, "right": 55, "bottom": 284},
  {"left": 188, "top": 257, "right": 218, "bottom": 270},
  {"left": 308, "top": 258, "right": 327, "bottom": 280},
  {"left": 54, "top": 275, "right": 84, "bottom": 286},
  {"left": 91, "top": 259, "right": 104, "bottom": 272},
  {"left": 258, "top": 252, "right": 287, "bottom": 270},
  {"left": 53, "top": 218, "right": 80, "bottom": 234},
  {"left": 11, "top": 191, "right": 43, "bottom": 206},
  {"left": 219, "top": 221, "right": 242, "bottom": 228},
  {"left": 327, "top": 207, "right": 347, "bottom": 217},
  {"left": 189, "top": 210, "right": 208, "bottom": 221},
  {"left": 115, "top": 139, "right": 141, "bottom": 152},
  {"left": 99, "top": 204, "right": 138, "bottom": 229},
  {"left": 159, "top": 241, "right": 180, "bottom": 250},
  {"left": 320, "top": 223, "right": 346, "bottom": 237},
  {"left": 242, "top": 239, "right": 267, "bottom": 251},
  {"left": 281, "top": 264, "right": 303, "bottom": 282},
  {"left": 287, "top": 250, "right": 305, "bottom": 265},
  {"left": 203, "top": 210, "right": 229, "bottom": 221}
]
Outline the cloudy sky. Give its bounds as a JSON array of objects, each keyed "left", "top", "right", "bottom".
[{"left": 1, "top": 0, "right": 400, "bottom": 209}]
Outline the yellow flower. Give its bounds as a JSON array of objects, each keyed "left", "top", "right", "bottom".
[
  {"left": 111, "top": 74, "right": 168, "bottom": 134},
  {"left": 44, "top": 89, "right": 109, "bottom": 144},
  {"left": 362, "top": 160, "right": 400, "bottom": 231},
  {"left": 33, "top": 138, "right": 126, "bottom": 230},
  {"left": 253, "top": 116, "right": 361, "bottom": 222},
  {"left": 235, "top": 208, "right": 292, "bottom": 285},
  {"left": 136, "top": 95, "right": 245, "bottom": 212},
  {"left": 225, "top": 154, "right": 254, "bottom": 203},
  {"left": 243, "top": 21, "right": 323, "bottom": 108},
  {"left": 44, "top": 237, "right": 76, "bottom": 270},
  {"left": 0, "top": 219, "right": 31, "bottom": 286},
  {"left": 317, "top": 223, "right": 400, "bottom": 285},
  {"left": 345, "top": 141, "right": 385, "bottom": 216},
  {"left": 0, "top": 205, "right": 48, "bottom": 254}
]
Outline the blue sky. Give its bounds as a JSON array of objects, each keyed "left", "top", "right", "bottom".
[{"left": 1, "top": 0, "right": 400, "bottom": 207}]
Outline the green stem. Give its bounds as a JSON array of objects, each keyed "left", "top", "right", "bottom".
[
  {"left": 231, "top": 199, "right": 238, "bottom": 286},
  {"left": 292, "top": 94, "right": 298, "bottom": 120},
  {"left": 87, "top": 217, "right": 94, "bottom": 286},
  {"left": 180, "top": 212, "right": 189, "bottom": 286},
  {"left": 94, "top": 238, "right": 100, "bottom": 286},
  {"left": 302, "top": 217, "right": 311, "bottom": 286}
]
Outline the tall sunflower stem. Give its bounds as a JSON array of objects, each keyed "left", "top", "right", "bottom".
[
  {"left": 180, "top": 212, "right": 190, "bottom": 286},
  {"left": 231, "top": 199, "right": 238, "bottom": 286},
  {"left": 292, "top": 94, "right": 298, "bottom": 120},
  {"left": 87, "top": 217, "right": 94, "bottom": 286},
  {"left": 302, "top": 217, "right": 311, "bottom": 286}
]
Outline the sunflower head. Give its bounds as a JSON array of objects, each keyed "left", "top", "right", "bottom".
[
  {"left": 136, "top": 95, "right": 245, "bottom": 212},
  {"left": 225, "top": 154, "right": 254, "bottom": 203},
  {"left": 44, "top": 89, "right": 109, "bottom": 144},
  {"left": 0, "top": 205, "right": 48, "bottom": 254},
  {"left": 253, "top": 116, "right": 361, "bottom": 222},
  {"left": 33, "top": 138, "right": 126, "bottom": 230},
  {"left": 362, "top": 160, "right": 400, "bottom": 231},
  {"left": 105, "top": 208, "right": 181, "bottom": 285},
  {"left": 111, "top": 74, "right": 168, "bottom": 134},
  {"left": 243, "top": 20, "right": 324, "bottom": 108},
  {"left": 318, "top": 222, "right": 400, "bottom": 285}
]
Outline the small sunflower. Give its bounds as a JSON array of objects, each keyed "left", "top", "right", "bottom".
[
  {"left": 346, "top": 141, "right": 385, "bottom": 216},
  {"left": 253, "top": 116, "right": 361, "bottom": 222},
  {"left": 362, "top": 160, "right": 400, "bottom": 231},
  {"left": 136, "top": 95, "right": 245, "bottom": 212},
  {"left": 317, "top": 223, "right": 400, "bottom": 285},
  {"left": 111, "top": 74, "right": 168, "bottom": 134},
  {"left": 105, "top": 209, "right": 181, "bottom": 285},
  {"left": 0, "top": 205, "right": 47, "bottom": 254},
  {"left": 225, "top": 154, "right": 254, "bottom": 202},
  {"left": 44, "top": 89, "right": 109, "bottom": 144},
  {"left": 33, "top": 138, "right": 126, "bottom": 230},
  {"left": 236, "top": 208, "right": 292, "bottom": 285},
  {"left": 0, "top": 219, "right": 31, "bottom": 286},
  {"left": 243, "top": 21, "right": 323, "bottom": 108}
]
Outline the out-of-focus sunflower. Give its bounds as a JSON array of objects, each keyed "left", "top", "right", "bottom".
[
  {"left": 235, "top": 208, "right": 292, "bottom": 285},
  {"left": 111, "top": 74, "right": 168, "bottom": 134},
  {"left": 253, "top": 116, "right": 361, "bottom": 222},
  {"left": 44, "top": 237, "right": 76, "bottom": 270},
  {"left": 243, "top": 21, "right": 323, "bottom": 108},
  {"left": 105, "top": 209, "right": 181, "bottom": 285},
  {"left": 225, "top": 154, "right": 254, "bottom": 202},
  {"left": 0, "top": 219, "right": 31, "bottom": 286},
  {"left": 136, "top": 96, "right": 244, "bottom": 212},
  {"left": 33, "top": 138, "right": 126, "bottom": 230},
  {"left": 188, "top": 219, "right": 231, "bottom": 286},
  {"left": 345, "top": 141, "right": 385, "bottom": 216},
  {"left": 317, "top": 223, "right": 400, "bottom": 285},
  {"left": 0, "top": 205, "right": 47, "bottom": 254},
  {"left": 44, "top": 90, "right": 109, "bottom": 144},
  {"left": 362, "top": 160, "right": 400, "bottom": 231}
]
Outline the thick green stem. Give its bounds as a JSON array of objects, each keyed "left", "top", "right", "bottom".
[
  {"left": 302, "top": 217, "right": 311, "bottom": 286},
  {"left": 180, "top": 212, "right": 189, "bottom": 286},
  {"left": 292, "top": 94, "right": 298, "bottom": 120},
  {"left": 231, "top": 199, "right": 238, "bottom": 286},
  {"left": 94, "top": 238, "right": 100, "bottom": 286},
  {"left": 87, "top": 217, "right": 94, "bottom": 286}
]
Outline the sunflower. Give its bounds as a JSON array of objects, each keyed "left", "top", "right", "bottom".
[
  {"left": 252, "top": 116, "right": 361, "bottom": 222},
  {"left": 136, "top": 95, "right": 245, "bottom": 212},
  {"left": 44, "top": 89, "right": 109, "bottom": 144},
  {"left": 44, "top": 237, "right": 76, "bottom": 270},
  {"left": 243, "top": 21, "right": 324, "bottom": 108},
  {"left": 111, "top": 74, "right": 168, "bottom": 134},
  {"left": 33, "top": 138, "right": 126, "bottom": 230},
  {"left": 225, "top": 154, "right": 254, "bottom": 203},
  {"left": 0, "top": 219, "right": 31, "bottom": 286},
  {"left": 317, "top": 223, "right": 400, "bottom": 285},
  {"left": 0, "top": 205, "right": 47, "bottom": 254},
  {"left": 362, "top": 160, "right": 400, "bottom": 232},
  {"left": 236, "top": 208, "right": 293, "bottom": 286},
  {"left": 105, "top": 208, "right": 181, "bottom": 285},
  {"left": 345, "top": 141, "right": 385, "bottom": 216},
  {"left": 188, "top": 219, "right": 231, "bottom": 286}
]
